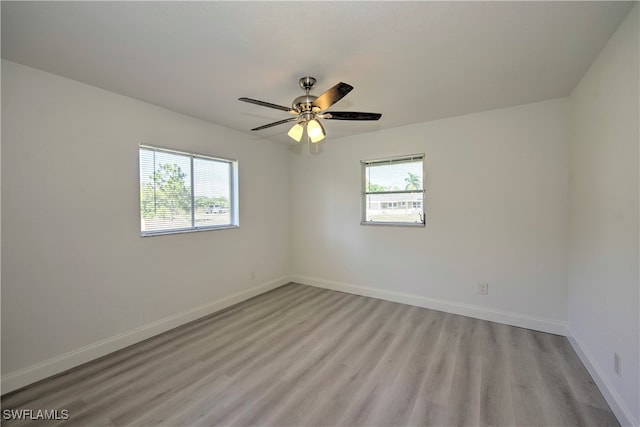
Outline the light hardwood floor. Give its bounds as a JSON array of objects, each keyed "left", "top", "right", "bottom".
[{"left": 2, "top": 283, "right": 619, "bottom": 426}]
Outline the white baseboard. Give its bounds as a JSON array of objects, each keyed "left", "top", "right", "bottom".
[
  {"left": 291, "top": 275, "right": 567, "bottom": 336},
  {"left": 1, "top": 276, "right": 290, "bottom": 394},
  {"left": 567, "top": 326, "right": 638, "bottom": 427}
]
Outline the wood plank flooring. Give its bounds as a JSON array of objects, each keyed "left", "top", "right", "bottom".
[{"left": 1, "top": 283, "right": 619, "bottom": 426}]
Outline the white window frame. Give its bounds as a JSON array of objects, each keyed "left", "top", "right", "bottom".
[
  {"left": 139, "top": 145, "right": 239, "bottom": 236},
  {"left": 361, "top": 154, "right": 425, "bottom": 227}
]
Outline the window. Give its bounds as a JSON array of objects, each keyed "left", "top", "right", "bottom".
[
  {"left": 139, "top": 145, "right": 238, "bottom": 236},
  {"left": 361, "top": 154, "right": 425, "bottom": 226}
]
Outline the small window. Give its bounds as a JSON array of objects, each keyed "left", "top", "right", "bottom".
[
  {"left": 139, "top": 145, "right": 238, "bottom": 236},
  {"left": 361, "top": 154, "right": 425, "bottom": 226}
]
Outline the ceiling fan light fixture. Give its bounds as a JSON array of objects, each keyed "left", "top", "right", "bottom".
[
  {"left": 288, "top": 122, "right": 304, "bottom": 142},
  {"left": 307, "top": 119, "right": 325, "bottom": 143},
  {"left": 239, "top": 77, "right": 381, "bottom": 145}
]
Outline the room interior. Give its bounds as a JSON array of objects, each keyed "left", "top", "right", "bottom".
[{"left": 1, "top": 1, "right": 638, "bottom": 426}]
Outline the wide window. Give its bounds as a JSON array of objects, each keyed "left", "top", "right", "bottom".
[
  {"left": 139, "top": 145, "right": 238, "bottom": 236},
  {"left": 361, "top": 154, "right": 425, "bottom": 226}
]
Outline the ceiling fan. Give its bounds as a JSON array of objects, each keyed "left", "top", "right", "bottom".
[{"left": 239, "top": 76, "right": 382, "bottom": 143}]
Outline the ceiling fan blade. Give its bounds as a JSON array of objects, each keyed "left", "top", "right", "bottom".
[
  {"left": 312, "top": 82, "right": 353, "bottom": 111},
  {"left": 324, "top": 111, "right": 382, "bottom": 121},
  {"left": 239, "top": 97, "right": 296, "bottom": 114},
  {"left": 251, "top": 117, "right": 299, "bottom": 131}
]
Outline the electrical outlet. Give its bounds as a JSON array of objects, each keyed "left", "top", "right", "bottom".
[
  {"left": 250, "top": 270, "right": 256, "bottom": 280},
  {"left": 614, "top": 353, "right": 621, "bottom": 376},
  {"left": 478, "top": 283, "right": 488, "bottom": 295}
]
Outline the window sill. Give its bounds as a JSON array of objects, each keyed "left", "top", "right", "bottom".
[
  {"left": 140, "top": 224, "right": 239, "bottom": 237},
  {"left": 360, "top": 221, "right": 425, "bottom": 228}
]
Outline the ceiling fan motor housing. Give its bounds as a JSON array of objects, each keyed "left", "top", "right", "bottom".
[
  {"left": 293, "top": 76, "right": 319, "bottom": 113},
  {"left": 292, "top": 94, "right": 318, "bottom": 113}
]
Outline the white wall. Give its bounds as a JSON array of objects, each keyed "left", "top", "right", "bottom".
[
  {"left": 568, "top": 5, "right": 639, "bottom": 426},
  {"left": 290, "top": 98, "right": 570, "bottom": 333},
  {"left": 1, "top": 60, "right": 291, "bottom": 391}
]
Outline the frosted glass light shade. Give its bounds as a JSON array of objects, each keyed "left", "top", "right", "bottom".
[
  {"left": 307, "top": 119, "right": 325, "bottom": 143},
  {"left": 288, "top": 123, "right": 304, "bottom": 142}
]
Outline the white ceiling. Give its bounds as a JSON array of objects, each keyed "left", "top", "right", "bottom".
[{"left": 1, "top": 1, "right": 634, "bottom": 144}]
